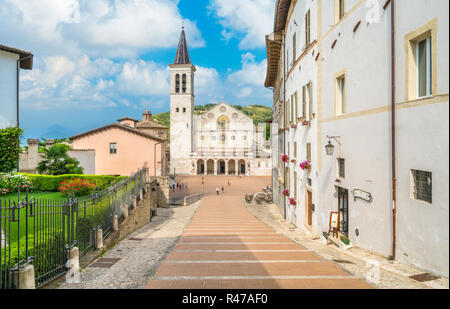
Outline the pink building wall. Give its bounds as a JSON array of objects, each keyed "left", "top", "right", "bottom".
[{"left": 71, "top": 127, "right": 166, "bottom": 176}]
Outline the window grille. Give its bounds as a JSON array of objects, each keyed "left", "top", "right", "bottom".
[
  {"left": 412, "top": 170, "right": 432, "bottom": 203},
  {"left": 337, "top": 158, "right": 345, "bottom": 178}
]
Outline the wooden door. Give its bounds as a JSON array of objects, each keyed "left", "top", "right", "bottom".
[{"left": 306, "top": 190, "right": 313, "bottom": 226}]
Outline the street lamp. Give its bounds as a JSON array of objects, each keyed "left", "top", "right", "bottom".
[
  {"left": 325, "top": 141, "right": 335, "bottom": 156},
  {"left": 325, "top": 136, "right": 342, "bottom": 156}
]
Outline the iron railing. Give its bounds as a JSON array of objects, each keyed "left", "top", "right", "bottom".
[{"left": 0, "top": 166, "right": 148, "bottom": 289}]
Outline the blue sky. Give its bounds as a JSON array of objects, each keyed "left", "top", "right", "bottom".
[{"left": 0, "top": 0, "right": 275, "bottom": 141}]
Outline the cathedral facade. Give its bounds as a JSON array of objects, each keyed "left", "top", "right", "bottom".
[{"left": 169, "top": 28, "right": 271, "bottom": 176}]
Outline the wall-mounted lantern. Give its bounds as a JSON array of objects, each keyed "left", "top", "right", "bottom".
[{"left": 325, "top": 136, "right": 342, "bottom": 156}]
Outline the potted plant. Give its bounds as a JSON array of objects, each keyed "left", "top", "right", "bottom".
[
  {"left": 300, "top": 161, "right": 311, "bottom": 170},
  {"left": 302, "top": 120, "right": 310, "bottom": 126},
  {"left": 282, "top": 155, "right": 289, "bottom": 163},
  {"left": 282, "top": 189, "right": 290, "bottom": 197},
  {"left": 291, "top": 159, "right": 296, "bottom": 163},
  {"left": 289, "top": 198, "right": 297, "bottom": 206},
  {"left": 290, "top": 123, "right": 297, "bottom": 129},
  {"left": 339, "top": 235, "right": 353, "bottom": 250}
]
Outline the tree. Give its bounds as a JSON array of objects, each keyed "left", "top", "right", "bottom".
[
  {"left": 0, "top": 127, "right": 23, "bottom": 173},
  {"left": 37, "top": 144, "right": 84, "bottom": 175}
]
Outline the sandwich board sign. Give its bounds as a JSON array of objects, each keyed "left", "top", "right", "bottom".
[{"left": 328, "top": 212, "right": 340, "bottom": 237}]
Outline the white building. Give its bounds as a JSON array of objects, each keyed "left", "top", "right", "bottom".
[
  {"left": 0, "top": 44, "right": 33, "bottom": 129},
  {"left": 170, "top": 28, "right": 272, "bottom": 176},
  {"left": 265, "top": 0, "right": 448, "bottom": 277}
]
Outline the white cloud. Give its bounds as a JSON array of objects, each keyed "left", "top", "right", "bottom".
[
  {"left": 0, "top": 0, "right": 204, "bottom": 58},
  {"left": 116, "top": 60, "right": 170, "bottom": 96},
  {"left": 228, "top": 52, "right": 267, "bottom": 86},
  {"left": 208, "top": 0, "right": 276, "bottom": 49},
  {"left": 225, "top": 53, "right": 271, "bottom": 101}
]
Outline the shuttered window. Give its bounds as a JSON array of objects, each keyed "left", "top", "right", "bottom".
[
  {"left": 305, "top": 10, "right": 311, "bottom": 46},
  {"left": 306, "top": 143, "right": 311, "bottom": 162}
]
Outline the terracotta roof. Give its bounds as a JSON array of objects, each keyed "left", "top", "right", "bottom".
[
  {"left": 174, "top": 28, "right": 191, "bottom": 65},
  {"left": 70, "top": 123, "right": 166, "bottom": 142},
  {"left": 68, "top": 149, "right": 95, "bottom": 152},
  {"left": 0, "top": 44, "right": 33, "bottom": 69},
  {"left": 136, "top": 120, "right": 168, "bottom": 129},
  {"left": 118, "top": 116, "right": 139, "bottom": 122}
]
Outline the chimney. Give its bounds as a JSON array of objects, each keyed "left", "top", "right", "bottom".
[
  {"left": 46, "top": 140, "right": 55, "bottom": 149},
  {"left": 27, "top": 139, "right": 39, "bottom": 170}
]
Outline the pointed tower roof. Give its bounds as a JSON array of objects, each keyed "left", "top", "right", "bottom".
[{"left": 174, "top": 27, "right": 191, "bottom": 65}]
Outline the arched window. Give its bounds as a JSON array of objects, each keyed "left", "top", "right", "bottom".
[
  {"left": 182, "top": 74, "right": 187, "bottom": 93},
  {"left": 175, "top": 74, "right": 180, "bottom": 93}
]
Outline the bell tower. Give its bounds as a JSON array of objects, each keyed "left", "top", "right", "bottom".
[{"left": 169, "top": 27, "right": 196, "bottom": 175}]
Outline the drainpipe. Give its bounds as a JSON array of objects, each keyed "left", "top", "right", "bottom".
[
  {"left": 16, "top": 55, "right": 33, "bottom": 129},
  {"left": 282, "top": 32, "right": 287, "bottom": 220},
  {"left": 390, "top": 0, "right": 397, "bottom": 260}
]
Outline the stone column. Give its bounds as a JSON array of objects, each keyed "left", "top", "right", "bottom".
[
  {"left": 112, "top": 215, "right": 119, "bottom": 232},
  {"left": 225, "top": 160, "right": 229, "bottom": 176},
  {"left": 13, "top": 265, "right": 35, "bottom": 289},
  {"left": 95, "top": 228, "right": 103, "bottom": 249},
  {"left": 214, "top": 160, "right": 218, "bottom": 176},
  {"left": 204, "top": 160, "right": 207, "bottom": 175}
]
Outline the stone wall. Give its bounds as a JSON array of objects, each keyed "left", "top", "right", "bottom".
[
  {"left": 150, "top": 176, "right": 170, "bottom": 208},
  {"left": 106, "top": 184, "right": 157, "bottom": 246}
]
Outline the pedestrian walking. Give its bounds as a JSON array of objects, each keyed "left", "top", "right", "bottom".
[
  {"left": 216, "top": 187, "right": 220, "bottom": 195},
  {"left": 227, "top": 179, "right": 231, "bottom": 186},
  {"left": 222, "top": 186, "right": 224, "bottom": 193}
]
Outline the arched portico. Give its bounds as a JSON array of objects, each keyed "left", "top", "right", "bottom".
[
  {"left": 228, "top": 159, "right": 236, "bottom": 175},
  {"left": 207, "top": 159, "right": 215, "bottom": 175},
  {"left": 217, "top": 159, "right": 226, "bottom": 175},
  {"left": 238, "top": 159, "right": 246, "bottom": 175},
  {"left": 197, "top": 159, "right": 205, "bottom": 175}
]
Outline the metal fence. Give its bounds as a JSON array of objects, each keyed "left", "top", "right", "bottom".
[{"left": 0, "top": 166, "right": 148, "bottom": 289}]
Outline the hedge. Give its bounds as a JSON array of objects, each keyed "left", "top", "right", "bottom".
[
  {"left": 0, "top": 127, "right": 23, "bottom": 173},
  {"left": 15, "top": 173, "right": 127, "bottom": 192}
]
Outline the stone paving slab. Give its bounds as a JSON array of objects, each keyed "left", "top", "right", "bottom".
[
  {"left": 164, "top": 251, "right": 322, "bottom": 261},
  {"left": 145, "top": 278, "right": 373, "bottom": 289},
  {"left": 178, "top": 237, "right": 294, "bottom": 243},
  {"left": 155, "top": 261, "right": 350, "bottom": 277},
  {"left": 173, "top": 243, "right": 306, "bottom": 251}
]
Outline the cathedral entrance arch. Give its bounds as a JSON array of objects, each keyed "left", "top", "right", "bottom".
[
  {"left": 238, "top": 160, "right": 246, "bottom": 175},
  {"left": 207, "top": 160, "right": 214, "bottom": 175},
  {"left": 197, "top": 159, "right": 205, "bottom": 175},
  {"left": 228, "top": 160, "right": 236, "bottom": 175},
  {"left": 218, "top": 160, "right": 226, "bottom": 175}
]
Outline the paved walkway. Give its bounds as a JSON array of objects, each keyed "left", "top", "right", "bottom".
[{"left": 145, "top": 176, "right": 372, "bottom": 289}]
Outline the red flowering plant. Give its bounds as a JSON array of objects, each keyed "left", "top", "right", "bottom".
[
  {"left": 58, "top": 178, "right": 96, "bottom": 197},
  {"left": 300, "top": 160, "right": 311, "bottom": 170},
  {"left": 281, "top": 155, "right": 289, "bottom": 163},
  {"left": 289, "top": 198, "right": 297, "bottom": 206},
  {"left": 282, "top": 189, "right": 290, "bottom": 197}
]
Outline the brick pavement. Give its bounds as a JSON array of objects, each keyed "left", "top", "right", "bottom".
[{"left": 145, "top": 176, "right": 372, "bottom": 289}]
